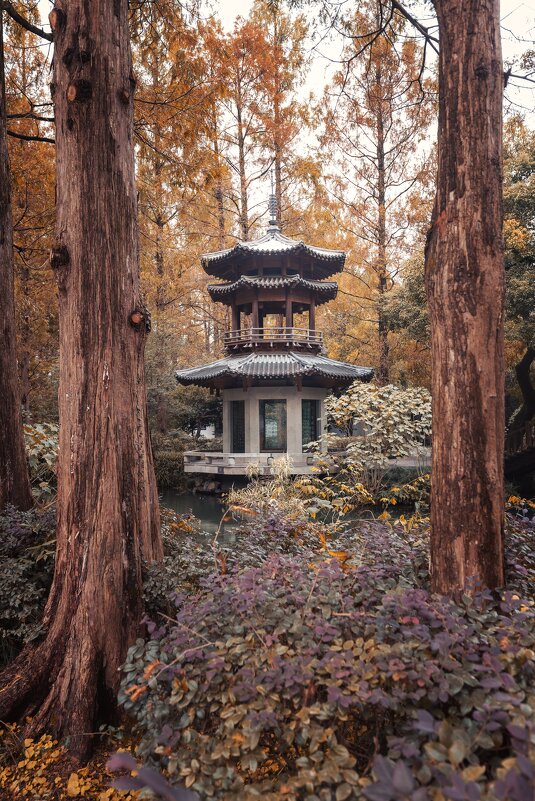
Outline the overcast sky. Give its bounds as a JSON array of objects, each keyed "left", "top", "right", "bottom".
[{"left": 35, "top": 0, "right": 534, "bottom": 118}]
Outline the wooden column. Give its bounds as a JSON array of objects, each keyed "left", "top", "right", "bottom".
[
  {"left": 309, "top": 298, "right": 316, "bottom": 331},
  {"left": 252, "top": 297, "right": 259, "bottom": 329},
  {"left": 231, "top": 303, "right": 239, "bottom": 331},
  {"left": 285, "top": 293, "right": 293, "bottom": 328}
]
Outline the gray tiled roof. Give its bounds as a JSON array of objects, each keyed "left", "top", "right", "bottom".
[
  {"left": 202, "top": 226, "right": 345, "bottom": 277},
  {"left": 207, "top": 275, "right": 338, "bottom": 303},
  {"left": 176, "top": 351, "right": 373, "bottom": 387}
]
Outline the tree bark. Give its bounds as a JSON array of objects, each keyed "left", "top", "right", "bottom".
[
  {"left": 236, "top": 88, "right": 249, "bottom": 240},
  {"left": 212, "top": 103, "right": 226, "bottom": 250},
  {"left": 19, "top": 264, "right": 31, "bottom": 414},
  {"left": 0, "top": 9, "right": 33, "bottom": 512},
  {"left": 375, "top": 66, "right": 389, "bottom": 386},
  {"left": 0, "top": 0, "right": 162, "bottom": 758},
  {"left": 425, "top": 0, "right": 505, "bottom": 594}
]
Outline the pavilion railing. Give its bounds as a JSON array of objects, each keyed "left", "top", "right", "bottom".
[{"left": 224, "top": 326, "right": 323, "bottom": 349}]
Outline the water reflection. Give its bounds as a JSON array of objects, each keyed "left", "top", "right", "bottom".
[
  {"left": 159, "top": 488, "right": 408, "bottom": 544},
  {"left": 159, "top": 489, "right": 239, "bottom": 540}
]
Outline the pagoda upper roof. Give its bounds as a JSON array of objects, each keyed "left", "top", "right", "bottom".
[
  {"left": 176, "top": 351, "right": 373, "bottom": 389},
  {"left": 207, "top": 274, "right": 338, "bottom": 305},
  {"left": 201, "top": 224, "right": 345, "bottom": 280}
]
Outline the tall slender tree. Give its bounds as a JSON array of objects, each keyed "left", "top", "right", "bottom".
[
  {"left": 5, "top": 16, "right": 56, "bottom": 420},
  {"left": 426, "top": 0, "right": 505, "bottom": 593},
  {"left": 0, "top": 0, "right": 161, "bottom": 758},
  {"left": 215, "top": 18, "right": 271, "bottom": 239},
  {"left": 0, "top": 8, "right": 32, "bottom": 511},
  {"left": 323, "top": 10, "right": 433, "bottom": 384},
  {"left": 251, "top": 0, "right": 308, "bottom": 227}
]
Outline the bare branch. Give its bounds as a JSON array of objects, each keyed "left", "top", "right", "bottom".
[
  {"left": 389, "top": 1, "right": 439, "bottom": 54},
  {"left": 0, "top": 1, "right": 53, "bottom": 42},
  {"left": 7, "top": 129, "right": 55, "bottom": 144}
]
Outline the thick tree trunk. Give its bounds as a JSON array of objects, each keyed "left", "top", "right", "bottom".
[
  {"left": 0, "top": 0, "right": 162, "bottom": 758},
  {"left": 0, "top": 11, "right": 33, "bottom": 512},
  {"left": 425, "top": 0, "right": 505, "bottom": 594}
]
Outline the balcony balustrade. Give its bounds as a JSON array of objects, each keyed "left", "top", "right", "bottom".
[{"left": 224, "top": 326, "right": 323, "bottom": 352}]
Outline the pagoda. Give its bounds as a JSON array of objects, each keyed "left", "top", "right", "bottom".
[{"left": 176, "top": 198, "right": 373, "bottom": 475}]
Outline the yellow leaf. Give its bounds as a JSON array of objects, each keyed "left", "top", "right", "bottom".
[
  {"left": 327, "top": 549, "right": 349, "bottom": 563},
  {"left": 462, "top": 765, "right": 486, "bottom": 781},
  {"left": 67, "top": 772, "right": 80, "bottom": 797},
  {"left": 143, "top": 660, "right": 162, "bottom": 679}
]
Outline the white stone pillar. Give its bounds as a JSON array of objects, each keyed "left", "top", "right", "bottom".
[
  {"left": 287, "top": 389, "right": 302, "bottom": 456},
  {"left": 247, "top": 392, "right": 260, "bottom": 454},
  {"left": 222, "top": 396, "right": 231, "bottom": 453}
]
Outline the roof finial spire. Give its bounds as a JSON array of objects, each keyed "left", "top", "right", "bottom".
[{"left": 268, "top": 167, "right": 279, "bottom": 230}]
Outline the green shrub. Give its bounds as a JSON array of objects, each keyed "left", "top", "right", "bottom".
[
  {"left": 0, "top": 506, "right": 55, "bottom": 666},
  {"left": 24, "top": 423, "right": 59, "bottom": 500},
  {"left": 154, "top": 449, "right": 185, "bottom": 489}
]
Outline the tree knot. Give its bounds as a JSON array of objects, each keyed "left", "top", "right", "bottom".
[
  {"left": 129, "top": 308, "right": 151, "bottom": 333},
  {"left": 67, "top": 80, "right": 92, "bottom": 103},
  {"left": 49, "top": 8, "right": 66, "bottom": 35},
  {"left": 50, "top": 245, "right": 70, "bottom": 270}
]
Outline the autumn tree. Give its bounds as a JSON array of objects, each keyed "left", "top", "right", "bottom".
[
  {"left": 4, "top": 13, "right": 56, "bottom": 420},
  {"left": 0, "top": 0, "right": 162, "bottom": 758},
  {"left": 132, "top": 1, "right": 214, "bottom": 312},
  {"left": 323, "top": 7, "right": 434, "bottom": 384},
  {"left": 215, "top": 17, "right": 273, "bottom": 239},
  {"left": 0, "top": 8, "right": 32, "bottom": 511},
  {"left": 251, "top": 0, "right": 308, "bottom": 226}
]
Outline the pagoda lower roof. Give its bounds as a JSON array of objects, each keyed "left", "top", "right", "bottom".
[
  {"left": 202, "top": 225, "right": 345, "bottom": 279},
  {"left": 175, "top": 351, "right": 373, "bottom": 389},
  {"left": 207, "top": 275, "right": 338, "bottom": 305}
]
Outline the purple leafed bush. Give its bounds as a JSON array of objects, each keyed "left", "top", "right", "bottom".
[{"left": 121, "top": 516, "right": 535, "bottom": 801}]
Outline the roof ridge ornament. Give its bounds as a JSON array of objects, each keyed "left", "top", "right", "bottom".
[{"left": 267, "top": 168, "right": 280, "bottom": 231}]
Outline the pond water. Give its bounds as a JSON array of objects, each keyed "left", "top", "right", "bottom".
[
  {"left": 159, "top": 488, "right": 237, "bottom": 538},
  {"left": 159, "top": 488, "right": 408, "bottom": 541}
]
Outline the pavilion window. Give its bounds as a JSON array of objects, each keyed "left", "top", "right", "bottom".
[
  {"left": 260, "top": 400, "right": 287, "bottom": 451},
  {"left": 302, "top": 399, "right": 320, "bottom": 449},
  {"left": 230, "top": 400, "right": 245, "bottom": 453}
]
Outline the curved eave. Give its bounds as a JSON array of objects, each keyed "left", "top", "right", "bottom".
[
  {"left": 207, "top": 277, "right": 338, "bottom": 306},
  {"left": 201, "top": 235, "right": 345, "bottom": 279},
  {"left": 175, "top": 352, "right": 374, "bottom": 389}
]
